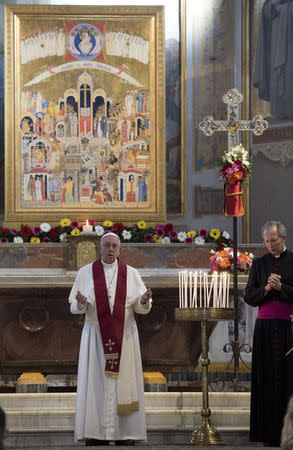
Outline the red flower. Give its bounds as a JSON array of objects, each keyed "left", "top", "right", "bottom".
[
  {"left": 112, "top": 222, "right": 125, "bottom": 232},
  {"left": 49, "top": 228, "right": 59, "bottom": 238},
  {"left": 163, "top": 223, "right": 174, "bottom": 232},
  {"left": 1, "top": 227, "right": 9, "bottom": 235},
  {"left": 20, "top": 225, "right": 32, "bottom": 238},
  {"left": 144, "top": 234, "right": 153, "bottom": 243},
  {"left": 89, "top": 219, "right": 96, "bottom": 226}
]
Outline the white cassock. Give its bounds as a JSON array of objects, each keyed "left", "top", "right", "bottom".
[{"left": 69, "top": 259, "right": 152, "bottom": 442}]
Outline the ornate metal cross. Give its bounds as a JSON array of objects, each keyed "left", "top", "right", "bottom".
[
  {"left": 199, "top": 88, "right": 269, "bottom": 393},
  {"left": 199, "top": 88, "right": 268, "bottom": 150}
]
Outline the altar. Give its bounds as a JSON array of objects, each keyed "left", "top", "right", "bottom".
[{"left": 0, "top": 240, "right": 267, "bottom": 378}]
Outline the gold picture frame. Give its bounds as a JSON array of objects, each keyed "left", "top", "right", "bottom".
[{"left": 4, "top": 4, "right": 165, "bottom": 227}]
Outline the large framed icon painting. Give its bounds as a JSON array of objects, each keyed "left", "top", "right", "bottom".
[{"left": 4, "top": 4, "right": 165, "bottom": 227}]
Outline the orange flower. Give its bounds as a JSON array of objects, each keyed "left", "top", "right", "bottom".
[
  {"left": 228, "top": 171, "right": 244, "bottom": 184},
  {"left": 239, "top": 254, "right": 249, "bottom": 264},
  {"left": 218, "top": 258, "right": 231, "bottom": 269}
]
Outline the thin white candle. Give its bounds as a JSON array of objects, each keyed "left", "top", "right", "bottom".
[
  {"left": 189, "top": 272, "right": 192, "bottom": 308},
  {"left": 218, "top": 272, "right": 223, "bottom": 308},
  {"left": 192, "top": 272, "right": 197, "bottom": 307},
  {"left": 207, "top": 273, "right": 213, "bottom": 307},
  {"left": 212, "top": 272, "right": 215, "bottom": 307},
  {"left": 199, "top": 271, "right": 202, "bottom": 307},
  {"left": 222, "top": 272, "right": 226, "bottom": 308},
  {"left": 226, "top": 273, "right": 230, "bottom": 307}
]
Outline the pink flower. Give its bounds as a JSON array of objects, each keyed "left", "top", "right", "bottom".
[
  {"left": 225, "top": 166, "right": 234, "bottom": 176},
  {"left": 70, "top": 221, "right": 79, "bottom": 229},
  {"left": 0, "top": 238, "right": 8, "bottom": 243},
  {"left": 169, "top": 230, "right": 178, "bottom": 240},
  {"left": 155, "top": 224, "right": 164, "bottom": 233},
  {"left": 10, "top": 228, "right": 18, "bottom": 236},
  {"left": 231, "top": 163, "right": 239, "bottom": 171},
  {"left": 199, "top": 229, "right": 208, "bottom": 238},
  {"left": 33, "top": 227, "right": 42, "bottom": 236},
  {"left": 144, "top": 234, "right": 153, "bottom": 243},
  {"left": 210, "top": 261, "right": 219, "bottom": 273},
  {"left": 89, "top": 219, "right": 96, "bottom": 226},
  {"left": 184, "top": 236, "right": 193, "bottom": 243},
  {"left": 156, "top": 228, "right": 165, "bottom": 237},
  {"left": 42, "top": 237, "right": 51, "bottom": 243}
]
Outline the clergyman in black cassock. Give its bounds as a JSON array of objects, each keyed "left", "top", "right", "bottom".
[{"left": 244, "top": 221, "right": 293, "bottom": 446}]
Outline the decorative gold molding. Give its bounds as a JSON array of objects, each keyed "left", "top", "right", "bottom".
[{"left": 77, "top": 240, "right": 96, "bottom": 269}]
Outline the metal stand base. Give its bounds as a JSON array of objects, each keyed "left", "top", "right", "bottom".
[{"left": 191, "top": 418, "right": 224, "bottom": 446}]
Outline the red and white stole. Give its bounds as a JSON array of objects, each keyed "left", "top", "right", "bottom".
[{"left": 92, "top": 258, "right": 127, "bottom": 378}]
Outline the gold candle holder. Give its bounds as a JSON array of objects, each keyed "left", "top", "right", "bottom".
[{"left": 175, "top": 307, "right": 234, "bottom": 446}]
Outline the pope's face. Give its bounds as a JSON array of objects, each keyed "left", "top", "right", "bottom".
[
  {"left": 263, "top": 226, "right": 286, "bottom": 257},
  {"left": 100, "top": 235, "right": 120, "bottom": 264}
]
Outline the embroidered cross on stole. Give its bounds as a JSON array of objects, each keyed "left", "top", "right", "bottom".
[{"left": 92, "top": 258, "right": 127, "bottom": 378}]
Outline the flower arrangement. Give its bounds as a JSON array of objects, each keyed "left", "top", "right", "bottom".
[
  {"left": 218, "top": 143, "right": 252, "bottom": 183},
  {"left": 0, "top": 219, "right": 232, "bottom": 246},
  {"left": 217, "top": 143, "right": 252, "bottom": 217},
  {"left": 209, "top": 247, "right": 254, "bottom": 275}
]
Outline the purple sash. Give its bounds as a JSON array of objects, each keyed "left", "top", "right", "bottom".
[{"left": 258, "top": 300, "right": 293, "bottom": 335}]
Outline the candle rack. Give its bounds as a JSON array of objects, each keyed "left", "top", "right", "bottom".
[{"left": 175, "top": 307, "right": 234, "bottom": 446}]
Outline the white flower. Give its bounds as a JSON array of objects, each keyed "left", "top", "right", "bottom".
[
  {"left": 59, "top": 232, "right": 68, "bottom": 243},
  {"left": 222, "top": 231, "right": 230, "bottom": 239},
  {"left": 122, "top": 230, "right": 132, "bottom": 241},
  {"left": 13, "top": 236, "right": 23, "bottom": 243},
  {"left": 194, "top": 236, "right": 205, "bottom": 245},
  {"left": 95, "top": 225, "right": 104, "bottom": 236},
  {"left": 161, "top": 236, "right": 171, "bottom": 244},
  {"left": 210, "top": 249, "right": 215, "bottom": 254},
  {"left": 248, "top": 253, "right": 254, "bottom": 259},
  {"left": 40, "top": 222, "right": 51, "bottom": 232},
  {"left": 177, "top": 231, "right": 187, "bottom": 242}
]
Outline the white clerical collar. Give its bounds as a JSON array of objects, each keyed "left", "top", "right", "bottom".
[
  {"left": 101, "top": 258, "right": 118, "bottom": 269},
  {"left": 274, "top": 247, "right": 286, "bottom": 258}
]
